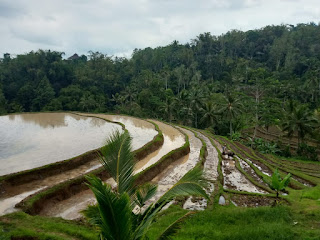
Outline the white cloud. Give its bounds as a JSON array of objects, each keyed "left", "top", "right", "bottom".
[{"left": 0, "top": 0, "right": 319, "bottom": 58}]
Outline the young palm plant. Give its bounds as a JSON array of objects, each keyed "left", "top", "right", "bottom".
[{"left": 83, "top": 130, "right": 208, "bottom": 240}]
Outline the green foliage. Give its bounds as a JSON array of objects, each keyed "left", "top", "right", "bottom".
[
  {"left": 230, "top": 131, "right": 241, "bottom": 141},
  {"left": 282, "top": 101, "right": 319, "bottom": 144},
  {"left": 297, "top": 143, "right": 318, "bottom": 161},
  {"left": 248, "top": 137, "right": 280, "bottom": 155},
  {"left": 268, "top": 169, "right": 291, "bottom": 197},
  {"left": 1, "top": 23, "right": 320, "bottom": 144}
]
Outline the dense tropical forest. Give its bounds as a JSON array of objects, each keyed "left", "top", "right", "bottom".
[{"left": 1, "top": 23, "right": 320, "bottom": 159}]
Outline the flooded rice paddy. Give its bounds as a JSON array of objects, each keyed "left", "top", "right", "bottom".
[
  {"left": 38, "top": 120, "right": 185, "bottom": 219},
  {"left": 0, "top": 114, "right": 160, "bottom": 216},
  {"left": 0, "top": 113, "right": 122, "bottom": 176},
  {"left": 78, "top": 114, "right": 157, "bottom": 151}
]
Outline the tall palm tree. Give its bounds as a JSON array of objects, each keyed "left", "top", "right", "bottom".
[
  {"left": 189, "top": 87, "right": 204, "bottom": 128},
  {"left": 219, "top": 93, "right": 244, "bottom": 136},
  {"left": 200, "top": 101, "right": 218, "bottom": 128},
  {"left": 83, "top": 131, "right": 208, "bottom": 240},
  {"left": 282, "top": 102, "right": 318, "bottom": 145}
]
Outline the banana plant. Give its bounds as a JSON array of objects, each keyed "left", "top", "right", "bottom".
[
  {"left": 268, "top": 168, "right": 291, "bottom": 198},
  {"left": 83, "top": 130, "right": 208, "bottom": 240}
]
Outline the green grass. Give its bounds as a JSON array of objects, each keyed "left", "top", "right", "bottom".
[
  {"left": 147, "top": 205, "right": 304, "bottom": 240},
  {"left": 301, "top": 185, "right": 320, "bottom": 200},
  {"left": 0, "top": 212, "right": 96, "bottom": 240}
]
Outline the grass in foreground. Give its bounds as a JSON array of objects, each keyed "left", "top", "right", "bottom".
[
  {"left": 0, "top": 212, "right": 96, "bottom": 240},
  {"left": 148, "top": 204, "right": 320, "bottom": 240}
]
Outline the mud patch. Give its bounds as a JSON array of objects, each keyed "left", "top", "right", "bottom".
[{"left": 231, "top": 194, "right": 286, "bottom": 207}]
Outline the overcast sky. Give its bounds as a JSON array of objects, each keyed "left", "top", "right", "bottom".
[{"left": 0, "top": 0, "right": 319, "bottom": 58}]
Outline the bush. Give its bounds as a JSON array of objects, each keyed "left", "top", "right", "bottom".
[{"left": 297, "top": 143, "right": 318, "bottom": 161}]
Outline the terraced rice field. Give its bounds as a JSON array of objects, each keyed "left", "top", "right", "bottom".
[{"left": 1, "top": 113, "right": 320, "bottom": 228}]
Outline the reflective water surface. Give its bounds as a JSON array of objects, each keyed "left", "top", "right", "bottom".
[
  {"left": 0, "top": 113, "right": 122, "bottom": 175},
  {"left": 79, "top": 114, "right": 157, "bottom": 151}
]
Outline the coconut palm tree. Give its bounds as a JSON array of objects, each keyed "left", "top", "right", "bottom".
[
  {"left": 219, "top": 93, "right": 244, "bottom": 136},
  {"left": 282, "top": 102, "right": 318, "bottom": 145},
  {"left": 189, "top": 87, "right": 204, "bottom": 128},
  {"left": 83, "top": 131, "right": 208, "bottom": 240},
  {"left": 200, "top": 101, "right": 218, "bottom": 128}
]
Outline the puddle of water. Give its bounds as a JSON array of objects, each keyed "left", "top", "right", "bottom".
[
  {"left": 0, "top": 187, "right": 46, "bottom": 216},
  {"left": 80, "top": 114, "right": 157, "bottom": 151},
  {"left": 0, "top": 113, "right": 122, "bottom": 176}
]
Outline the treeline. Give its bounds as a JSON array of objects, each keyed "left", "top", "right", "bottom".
[{"left": 1, "top": 23, "right": 320, "bottom": 149}]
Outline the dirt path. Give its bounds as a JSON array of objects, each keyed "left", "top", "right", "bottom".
[
  {"left": 39, "top": 121, "right": 185, "bottom": 220},
  {"left": 0, "top": 115, "right": 158, "bottom": 216}
]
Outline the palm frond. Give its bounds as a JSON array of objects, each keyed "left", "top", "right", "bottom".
[
  {"left": 82, "top": 204, "right": 101, "bottom": 226},
  {"left": 156, "top": 211, "right": 195, "bottom": 240},
  {"left": 85, "top": 175, "right": 133, "bottom": 240},
  {"left": 159, "top": 166, "right": 209, "bottom": 204},
  {"left": 100, "top": 130, "right": 134, "bottom": 195},
  {"left": 134, "top": 183, "right": 158, "bottom": 208}
]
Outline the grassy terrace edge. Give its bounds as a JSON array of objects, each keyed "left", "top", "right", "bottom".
[{"left": 18, "top": 120, "right": 188, "bottom": 215}]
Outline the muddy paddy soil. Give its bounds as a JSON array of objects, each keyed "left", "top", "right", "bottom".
[
  {"left": 142, "top": 127, "right": 202, "bottom": 211},
  {"left": 222, "top": 158, "right": 267, "bottom": 194},
  {"left": 237, "top": 156, "right": 269, "bottom": 188},
  {"left": 183, "top": 131, "right": 219, "bottom": 210},
  {"left": 38, "top": 120, "right": 185, "bottom": 220},
  {"left": 0, "top": 115, "right": 159, "bottom": 217},
  {"left": 230, "top": 194, "right": 284, "bottom": 207},
  {"left": 221, "top": 140, "right": 273, "bottom": 177}
]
